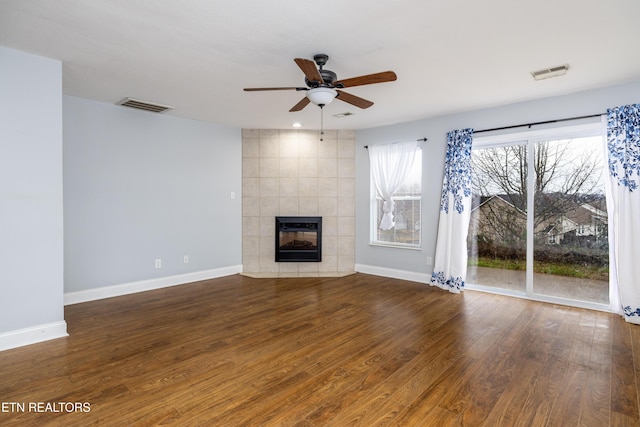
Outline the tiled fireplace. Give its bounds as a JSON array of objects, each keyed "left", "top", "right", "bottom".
[{"left": 241, "top": 129, "right": 355, "bottom": 277}]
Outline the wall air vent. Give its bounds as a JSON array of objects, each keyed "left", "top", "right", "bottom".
[
  {"left": 530, "top": 65, "right": 569, "bottom": 81},
  {"left": 117, "top": 98, "right": 173, "bottom": 113}
]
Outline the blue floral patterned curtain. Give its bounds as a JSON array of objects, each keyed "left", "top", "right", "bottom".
[
  {"left": 605, "top": 104, "right": 640, "bottom": 323},
  {"left": 431, "top": 128, "right": 473, "bottom": 293}
]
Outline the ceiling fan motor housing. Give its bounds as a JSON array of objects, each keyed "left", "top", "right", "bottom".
[{"left": 305, "top": 69, "right": 337, "bottom": 88}]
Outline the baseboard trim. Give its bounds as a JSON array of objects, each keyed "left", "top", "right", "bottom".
[
  {"left": 0, "top": 321, "right": 68, "bottom": 352},
  {"left": 64, "top": 265, "right": 243, "bottom": 305},
  {"left": 355, "top": 263, "right": 431, "bottom": 284}
]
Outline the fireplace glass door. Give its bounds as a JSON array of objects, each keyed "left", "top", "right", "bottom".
[{"left": 275, "top": 216, "right": 322, "bottom": 262}]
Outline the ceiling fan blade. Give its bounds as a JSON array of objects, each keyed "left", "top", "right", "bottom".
[
  {"left": 289, "top": 97, "right": 311, "bottom": 112},
  {"left": 336, "top": 90, "right": 374, "bottom": 109},
  {"left": 294, "top": 58, "right": 324, "bottom": 84},
  {"left": 335, "top": 71, "right": 397, "bottom": 88},
  {"left": 244, "top": 87, "right": 306, "bottom": 91}
]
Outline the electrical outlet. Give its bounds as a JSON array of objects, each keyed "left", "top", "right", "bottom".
[
  {"left": 183, "top": 255, "right": 189, "bottom": 264},
  {"left": 155, "top": 259, "right": 162, "bottom": 269},
  {"left": 427, "top": 256, "right": 433, "bottom": 265}
]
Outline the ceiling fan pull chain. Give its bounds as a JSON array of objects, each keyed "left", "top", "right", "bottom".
[{"left": 320, "top": 106, "right": 324, "bottom": 141}]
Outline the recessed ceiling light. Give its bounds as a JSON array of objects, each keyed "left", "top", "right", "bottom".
[
  {"left": 292, "top": 122, "right": 302, "bottom": 128},
  {"left": 530, "top": 64, "right": 569, "bottom": 81}
]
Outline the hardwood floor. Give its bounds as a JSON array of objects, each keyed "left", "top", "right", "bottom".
[{"left": 1, "top": 273, "right": 639, "bottom": 426}]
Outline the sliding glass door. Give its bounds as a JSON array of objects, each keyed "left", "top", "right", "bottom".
[
  {"left": 466, "top": 123, "right": 609, "bottom": 308},
  {"left": 531, "top": 136, "right": 608, "bottom": 304},
  {"left": 467, "top": 142, "right": 528, "bottom": 294}
]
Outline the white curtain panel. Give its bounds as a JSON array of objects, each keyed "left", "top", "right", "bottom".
[
  {"left": 431, "top": 129, "right": 474, "bottom": 293},
  {"left": 368, "top": 141, "right": 418, "bottom": 230},
  {"left": 605, "top": 104, "right": 640, "bottom": 323}
]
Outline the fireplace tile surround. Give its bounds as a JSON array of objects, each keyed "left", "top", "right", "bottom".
[{"left": 242, "top": 129, "right": 355, "bottom": 278}]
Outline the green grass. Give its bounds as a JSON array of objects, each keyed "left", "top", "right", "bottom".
[
  {"left": 469, "top": 257, "right": 609, "bottom": 281},
  {"left": 470, "top": 257, "right": 525, "bottom": 271}
]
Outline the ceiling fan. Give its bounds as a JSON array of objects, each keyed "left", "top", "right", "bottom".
[{"left": 243, "top": 54, "right": 397, "bottom": 112}]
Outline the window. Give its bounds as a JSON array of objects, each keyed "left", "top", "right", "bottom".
[{"left": 370, "top": 147, "right": 422, "bottom": 248}]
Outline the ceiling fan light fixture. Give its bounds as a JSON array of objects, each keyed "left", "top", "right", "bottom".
[{"left": 306, "top": 87, "right": 337, "bottom": 106}]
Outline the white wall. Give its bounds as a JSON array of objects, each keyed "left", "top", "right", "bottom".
[
  {"left": 0, "top": 46, "right": 67, "bottom": 350},
  {"left": 355, "top": 81, "right": 640, "bottom": 282},
  {"left": 63, "top": 96, "right": 242, "bottom": 300}
]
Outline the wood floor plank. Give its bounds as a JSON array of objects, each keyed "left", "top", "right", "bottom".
[
  {"left": 578, "top": 311, "right": 613, "bottom": 426},
  {"left": 0, "top": 273, "right": 638, "bottom": 426},
  {"left": 479, "top": 302, "right": 562, "bottom": 426},
  {"left": 611, "top": 315, "right": 640, "bottom": 423}
]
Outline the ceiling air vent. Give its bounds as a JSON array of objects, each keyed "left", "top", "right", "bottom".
[
  {"left": 530, "top": 65, "right": 569, "bottom": 81},
  {"left": 117, "top": 98, "right": 173, "bottom": 113}
]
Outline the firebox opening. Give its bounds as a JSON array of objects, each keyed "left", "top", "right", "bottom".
[{"left": 275, "top": 216, "right": 322, "bottom": 262}]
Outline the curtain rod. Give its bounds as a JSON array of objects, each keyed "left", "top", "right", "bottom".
[
  {"left": 473, "top": 113, "right": 604, "bottom": 134},
  {"left": 363, "top": 112, "right": 604, "bottom": 147},
  {"left": 364, "top": 137, "right": 427, "bottom": 149}
]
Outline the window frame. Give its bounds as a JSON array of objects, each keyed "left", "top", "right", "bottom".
[{"left": 369, "top": 146, "right": 422, "bottom": 249}]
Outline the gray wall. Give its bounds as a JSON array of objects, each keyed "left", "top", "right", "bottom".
[
  {"left": 355, "top": 80, "right": 640, "bottom": 278},
  {"left": 0, "top": 46, "right": 64, "bottom": 334},
  {"left": 64, "top": 96, "right": 242, "bottom": 292}
]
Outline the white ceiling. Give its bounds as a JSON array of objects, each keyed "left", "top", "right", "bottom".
[{"left": 1, "top": 0, "right": 639, "bottom": 131}]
